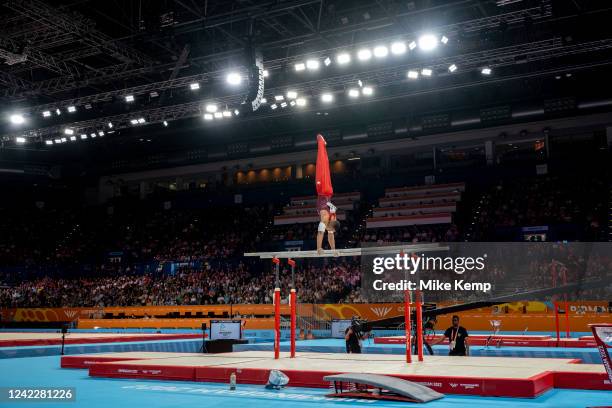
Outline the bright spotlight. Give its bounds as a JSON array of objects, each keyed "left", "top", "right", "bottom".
[
  {"left": 130, "top": 119, "right": 138, "bottom": 125},
  {"left": 42, "top": 110, "right": 51, "bottom": 117},
  {"left": 45, "top": 140, "right": 53, "bottom": 145},
  {"left": 324, "top": 57, "right": 331, "bottom": 66},
  {"left": 16, "top": 136, "right": 26, "bottom": 144},
  {"left": 222, "top": 110, "right": 232, "bottom": 117},
  {"left": 263, "top": 70, "right": 269, "bottom": 78},
  {"left": 294, "top": 62, "right": 306, "bottom": 71},
  {"left": 261, "top": 98, "right": 267, "bottom": 104},
  {"left": 362, "top": 86, "right": 373, "bottom": 95},
  {"left": 64, "top": 128, "right": 74, "bottom": 135},
  {"left": 280, "top": 102, "right": 288, "bottom": 108},
  {"left": 61, "top": 137, "right": 67, "bottom": 143},
  {"left": 296, "top": 98, "right": 307, "bottom": 107},
  {"left": 373, "top": 45, "right": 388, "bottom": 58},
  {"left": 214, "top": 112, "right": 223, "bottom": 119},
  {"left": 125, "top": 95, "right": 135, "bottom": 102},
  {"left": 348, "top": 88, "right": 360, "bottom": 98},
  {"left": 67, "top": 106, "right": 76, "bottom": 113},
  {"left": 306, "top": 59, "right": 320, "bottom": 70},
  {"left": 137, "top": 117, "right": 146, "bottom": 123},
  {"left": 421, "top": 68, "right": 433, "bottom": 76},
  {"left": 70, "top": 136, "right": 77, "bottom": 141},
  {"left": 190, "top": 82, "right": 200, "bottom": 90},
  {"left": 274, "top": 95, "right": 284, "bottom": 101},
  {"left": 407, "top": 70, "right": 419, "bottom": 79},
  {"left": 357, "top": 48, "right": 372, "bottom": 61},
  {"left": 286, "top": 91, "right": 298, "bottom": 99},
  {"left": 9, "top": 114, "right": 25, "bottom": 125},
  {"left": 481, "top": 67, "right": 492, "bottom": 75},
  {"left": 234, "top": 109, "right": 239, "bottom": 115},
  {"left": 107, "top": 122, "right": 113, "bottom": 128},
  {"left": 290, "top": 100, "right": 296, "bottom": 107},
  {"left": 321, "top": 93, "right": 333, "bottom": 103},
  {"left": 54, "top": 139, "right": 61, "bottom": 144},
  {"left": 336, "top": 53, "right": 351, "bottom": 64},
  {"left": 226, "top": 72, "right": 242, "bottom": 85},
  {"left": 441, "top": 35, "right": 449, "bottom": 44},
  {"left": 271, "top": 104, "right": 278, "bottom": 110},
  {"left": 418, "top": 34, "right": 438, "bottom": 51},
  {"left": 163, "top": 121, "right": 168, "bottom": 127},
  {"left": 98, "top": 131, "right": 105, "bottom": 137},
  {"left": 90, "top": 133, "right": 96, "bottom": 138},
  {"left": 448, "top": 64, "right": 457, "bottom": 72},
  {"left": 390, "top": 41, "right": 407, "bottom": 55},
  {"left": 204, "top": 113, "right": 213, "bottom": 120},
  {"left": 205, "top": 104, "right": 218, "bottom": 113},
  {"left": 80, "top": 134, "right": 87, "bottom": 140},
  {"left": 408, "top": 41, "right": 417, "bottom": 50}
]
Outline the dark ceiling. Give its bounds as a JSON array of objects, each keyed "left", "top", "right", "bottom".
[{"left": 1, "top": 0, "right": 611, "bottom": 173}]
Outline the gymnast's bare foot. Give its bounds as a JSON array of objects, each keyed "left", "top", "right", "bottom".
[{"left": 317, "top": 248, "right": 323, "bottom": 255}]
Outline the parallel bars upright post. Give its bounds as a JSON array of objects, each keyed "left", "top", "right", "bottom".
[
  {"left": 272, "top": 257, "right": 281, "bottom": 359},
  {"left": 416, "top": 290, "right": 424, "bottom": 362},
  {"left": 404, "top": 289, "right": 411, "bottom": 363},
  {"left": 288, "top": 258, "right": 297, "bottom": 358}
]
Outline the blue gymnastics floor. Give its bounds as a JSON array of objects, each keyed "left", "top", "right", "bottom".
[
  {"left": 234, "top": 338, "right": 604, "bottom": 363},
  {"left": 0, "top": 355, "right": 610, "bottom": 408}
]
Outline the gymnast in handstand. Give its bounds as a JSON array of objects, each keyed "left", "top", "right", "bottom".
[{"left": 315, "top": 134, "right": 341, "bottom": 254}]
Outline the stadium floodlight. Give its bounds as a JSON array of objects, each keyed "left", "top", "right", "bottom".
[
  {"left": 90, "top": 133, "right": 96, "bottom": 138},
  {"left": 261, "top": 98, "right": 267, "bottom": 104},
  {"left": 421, "top": 68, "right": 433, "bottom": 76},
  {"left": 373, "top": 45, "right": 388, "bottom": 58},
  {"left": 263, "top": 69, "right": 269, "bottom": 78},
  {"left": 9, "top": 113, "right": 25, "bottom": 125},
  {"left": 61, "top": 137, "right": 67, "bottom": 143},
  {"left": 70, "top": 136, "right": 77, "bottom": 141},
  {"left": 271, "top": 104, "right": 278, "bottom": 110},
  {"left": 137, "top": 117, "right": 146, "bottom": 123},
  {"left": 306, "top": 59, "right": 320, "bottom": 70},
  {"left": 390, "top": 41, "right": 407, "bottom": 55},
  {"left": 67, "top": 106, "right": 76, "bottom": 113},
  {"left": 324, "top": 57, "right": 331, "bottom": 66},
  {"left": 190, "top": 82, "right": 200, "bottom": 90},
  {"left": 130, "top": 119, "right": 138, "bottom": 125},
  {"left": 16, "top": 136, "right": 26, "bottom": 144},
  {"left": 418, "top": 34, "right": 438, "bottom": 51},
  {"left": 205, "top": 104, "right": 218, "bottom": 113},
  {"left": 42, "top": 110, "right": 51, "bottom": 117},
  {"left": 448, "top": 64, "right": 457, "bottom": 72},
  {"left": 362, "top": 86, "right": 373, "bottom": 95},
  {"left": 286, "top": 91, "right": 298, "bottom": 99},
  {"left": 125, "top": 95, "right": 135, "bottom": 102},
  {"left": 108, "top": 122, "right": 113, "bottom": 128},
  {"left": 223, "top": 110, "right": 232, "bottom": 117},
  {"left": 441, "top": 35, "right": 449, "bottom": 44},
  {"left": 226, "top": 72, "right": 242, "bottom": 85},
  {"left": 274, "top": 95, "right": 284, "bottom": 101},
  {"left": 294, "top": 62, "right": 306, "bottom": 71},
  {"left": 204, "top": 113, "right": 213, "bottom": 120},
  {"left": 234, "top": 109, "right": 240, "bottom": 115},
  {"left": 357, "top": 48, "right": 372, "bottom": 61},
  {"left": 481, "top": 67, "right": 492, "bottom": 75},
  {"left": 45, "top": 140, "right": 53, "bottom": 145},
  {"left": 80, "top": 134, "right": 87, "bottom": 140},
  {"left": 163, "top": 121, "right": 168, "bottom": 127},
  {"left": 336, "top": 53, "right": 351, "bottom": 64},
  {"left": 214, "top": 112, "right": 223, "bottom": 119},
  {"left": 296, "top": 98, "right": 307, "bottom": 107},
  {"left": 321, "top": 93, "right": 334, "bottom": 103},
  {"left": 290, "top": 100, "right": 296, "bottom": 106},
  {"left": 64, "top": 128, "right": 74, "bottom": 135},
  {"left": 407, "top": 70, "right": 419, "bottom": 79},
  {"left": 348, "top": 88, "right": 360, "bottom": 98},
  {"left": 408, "top": 41, "right": 417, "bottom": 50},
  {"left": 54, "top": 138, "right": 61, "bottom": 144},
  {"left": 98, "top": 131, "right": 105, "bottom": 136},
  {"left": 280, "top": 102, "right": 288, "bottom": 108}
]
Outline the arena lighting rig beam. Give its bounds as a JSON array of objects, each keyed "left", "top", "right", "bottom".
[
  {"left": 1, "top": 0, "right": 553, "bottom": 101},
  {"left": 6, "top": 36, "right": 612, "bottom": 144}
]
